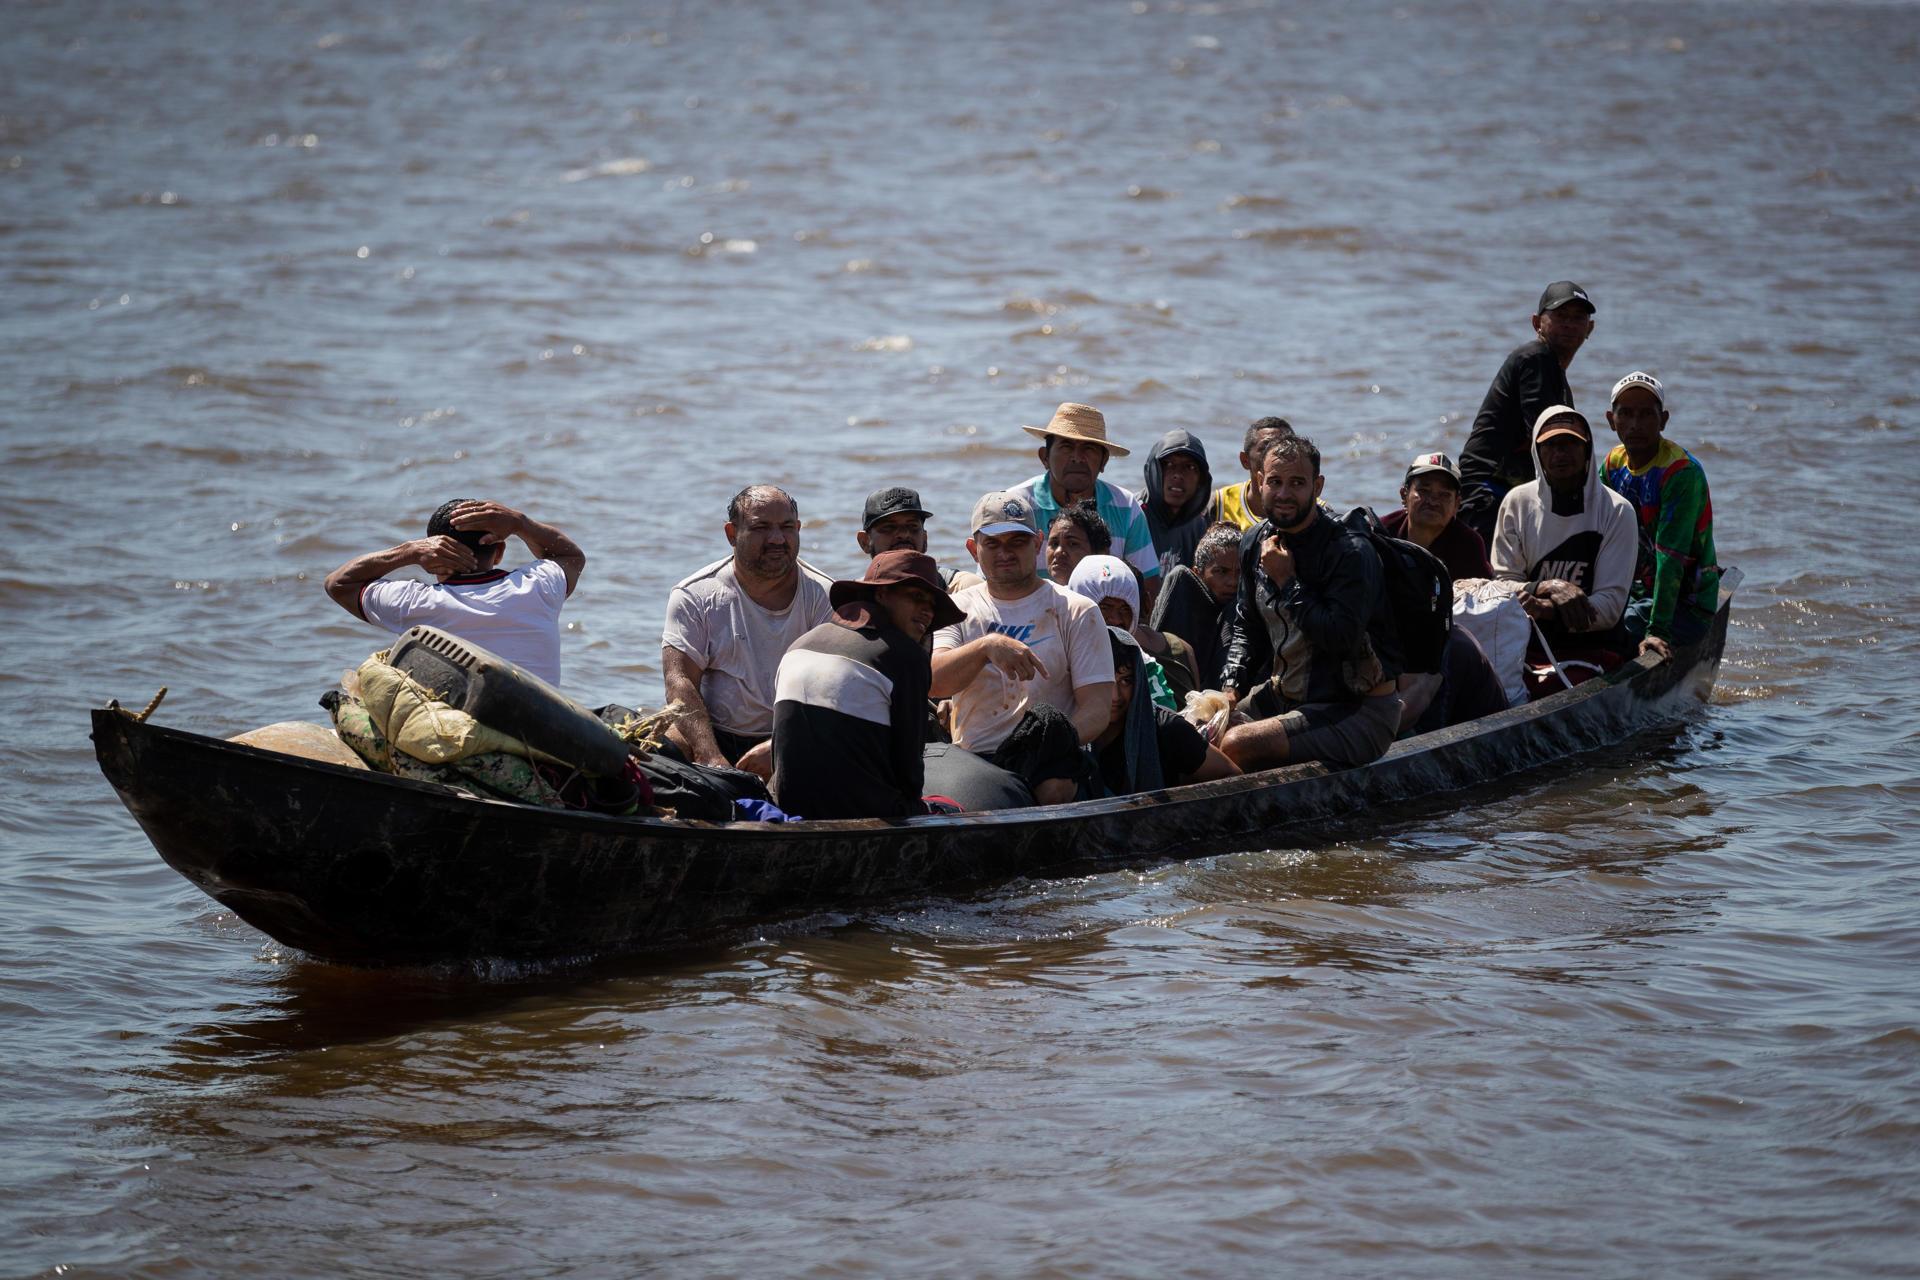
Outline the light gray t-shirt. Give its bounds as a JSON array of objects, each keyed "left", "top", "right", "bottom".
[
  {"left": 662, "top": 557, "right": 834, "bottom": 737},
  {"left": 932, "top": 579, "right": 1115, "bottom": 754}
]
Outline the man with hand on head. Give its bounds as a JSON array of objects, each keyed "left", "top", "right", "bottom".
[
  {"left": 323, "top": 498, "right": 584, "bottom": 688},
  {"left": 770, "top": 550, "right": 966, "bottom": 820},
  {"left": 1601, "top": 372, "right": 1721, "bottom": 657},
  {"left": 1006, "top": 402, "right": 1162, "bottom": 617},
  {"left": 662, "top": 484, "right": 833, "bottom": 775},
  {"left": 1458, "top": 281, "right": 1596, "bottom": 543},
  {"left": 1492, "top": 406, "right": 1638, "bottom": 664},
  {"left": 931, "top": 491, "right": 1114, "bottom": 806}
]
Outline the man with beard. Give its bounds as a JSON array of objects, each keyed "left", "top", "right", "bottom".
[
  {"left": 770, "top": 550, "right": 967, "bottom": 819},
  {"left": 1492, "top": 406, "right": 1638, "bottom": 667},
  {"left": 1140, "top": 430, "right": 1214, "bottom": 574},
  {"left": 662, "top": 484, "right": 833, "bottom": 773},
  {"left": 932, "top": 491, "right": 1114, "bottom": 806},
  {"left": 1217, "top": 436, "right": 1405, "bottom": 772},
  {"left": 1006, "top": 402, "right": 1161, "bottom": 617},
  {"left": 1458, "top": 281, "right": 1596, "bottom": 543}
]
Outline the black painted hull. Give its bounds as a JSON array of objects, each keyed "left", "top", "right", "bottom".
[{"left": 93, "top": 600, "right": 1729, "bottom": 968}]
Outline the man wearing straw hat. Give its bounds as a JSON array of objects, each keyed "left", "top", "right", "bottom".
[{"left": 1006, "top": 402, "right": 1163, "bottom": 617}]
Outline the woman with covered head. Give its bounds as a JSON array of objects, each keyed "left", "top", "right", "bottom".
[
  {"left": 1089, "top": 628, "right": 1240, "bottom": 797},
  {"left": 1065, "top": 554, "right": 1199, "bottom": 708}
]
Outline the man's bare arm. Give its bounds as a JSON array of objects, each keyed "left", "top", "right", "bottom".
[
  {"left": 660, "top": 645, "right": 727, "bottom": 767},
  {"left": 1067, "top": 681, "right": 1114, "bottom": 744},
  {"left": 929, "top": 634, "right": 1048, "bottom": 698},
  {"left": 450, "top": 501, "right": 586, "bottom": 595},
  {"left": 323, "top": 537, "right": 476, "bottom": 621}
]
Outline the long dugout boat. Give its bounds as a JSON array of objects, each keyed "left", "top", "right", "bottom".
[{"left": 91, "top": 585, "right": 1735, "bottom": 969}]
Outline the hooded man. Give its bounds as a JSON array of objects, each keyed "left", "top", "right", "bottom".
[
  {"left": 1140, "top": 430, "right": 1215, "bottom": 575},
  {"left": 1492, "top": 405, "right": 1638, "bottom": 661},
  {"left": 769, "top": 550, "right": 966, "bottom": 820}
]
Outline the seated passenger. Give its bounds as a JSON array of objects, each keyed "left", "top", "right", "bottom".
[
  {"left": 1141, "top": 430, "right": 1214, "bottom": 575},
  {"left": 1380, "top": 452, "right": 1494, "bottom": 581},
  {"left": 1007, "top": 402, "right": 1162, "bottom": 615},
  {"left": 661, "top": 485, "right": 833, "bottom": 774},
  {"left": 1090, "top": 628, "right": 1240, "bottom": 797},
  {"left": 1149, "top": 521, "right": 1243, "bottom": 689},
  {"left": 1601, "top": 372, "right": 1721, "bottom": 657},
  {"left": 856, "top": 486, "right": 968, "bottom": 589},
  {"left": 323, "top": 498, "right": 584, "bottom": 688},
  {"left": 1065, "top": 554, "right": 1199, "bottom": 708},
  {"left": 931, "top": 491, "right": 1115, "bottom": 806},
  {"left": 1492, "top": 407, "right": 1637, "bottom": 670},
  {"left": 1217, "top": 436, "right": 1405, "bottom": 771},
  {"left": 770, "top": 551, "right": 965, "bottom": 820},
  {"left": 1044, "top": 501, "right": 1111, "bottom": 585}
]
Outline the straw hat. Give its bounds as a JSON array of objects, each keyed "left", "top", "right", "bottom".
[{"left": 1020, "top": 402, "right": 1130, "bottom": 457}]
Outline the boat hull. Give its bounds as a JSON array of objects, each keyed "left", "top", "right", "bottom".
[{"left": 92, "top": 601, "right": 1728, "bottom": 967}]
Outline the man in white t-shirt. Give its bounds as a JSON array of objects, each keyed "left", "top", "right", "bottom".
[
  {"left": 324, "top": 499, "right": 585, "bottom": 687},
  {"left": 662, "top": 484, "right": 833, "bottom": 775},
  {"left": 931, "top": 490, "right": 1115, "bottom": 805}
]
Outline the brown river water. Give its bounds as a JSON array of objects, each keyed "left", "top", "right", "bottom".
[{"left": 4, "top": 0, "right": 1918, "bottom": 1274}]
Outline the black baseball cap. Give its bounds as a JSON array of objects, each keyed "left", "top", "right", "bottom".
[
  {"left": 862, "top": 486, "right": 933, "bottom": 530},
  {"left": 1537, "top": 281, "right": 1595, "bottom": 314}
]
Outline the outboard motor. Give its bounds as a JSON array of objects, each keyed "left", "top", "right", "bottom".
[{"left": 386, "top": 626, "right": 630, "bottom": 777}]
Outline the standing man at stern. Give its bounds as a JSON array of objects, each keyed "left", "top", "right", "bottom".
[
  {"left": 661, "top": 485, "right": 833, "bottom": 774},
  {"left": 1458, "top": 281, "right": 1596, "bottom": 543},
  {"left": 1006, "top": 402, "right": 1162, "bottom": 617}
]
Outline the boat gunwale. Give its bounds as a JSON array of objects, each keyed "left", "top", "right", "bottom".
[{"left": 93, "top": 646, "right": 1675, "bottom": 840}]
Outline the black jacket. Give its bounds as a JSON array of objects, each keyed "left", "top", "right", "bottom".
[
  {"left": 1457, "top": 338, "right": 1572, "bottom": 533},
  {"left": 1219, "top": 511, "right": 1402, "bottom": 706}
]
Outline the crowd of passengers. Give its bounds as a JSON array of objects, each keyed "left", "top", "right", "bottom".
[{"left": 324, "top": 280, "right": 1721, "bottom": 821}]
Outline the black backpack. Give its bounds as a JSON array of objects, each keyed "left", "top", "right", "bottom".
[{"left": 1341, "top": 507, "right": 1453, "bottom": 674}]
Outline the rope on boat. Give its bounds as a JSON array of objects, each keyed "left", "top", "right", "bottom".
[
  {"left": 610, "top": 701, "right": 690, "bottom": 755},
  {"left": 105, "top": 688, "right": 168, "bottom": 723}
]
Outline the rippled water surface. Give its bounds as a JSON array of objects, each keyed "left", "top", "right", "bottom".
[{"left": 4, "top": 0, "right": 1918, "bottom": 1274}]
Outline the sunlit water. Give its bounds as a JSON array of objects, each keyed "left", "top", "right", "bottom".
[{"left": 3, "top": 0, "right": 1917, "bottom": 1274}]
